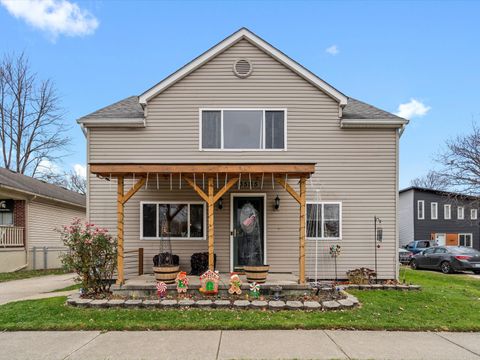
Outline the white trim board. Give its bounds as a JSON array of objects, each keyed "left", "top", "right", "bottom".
[
  {"left": 229, "top": 193, "right": 267, "bottom": 272},
  {"left": 139, "top": 28, "right": 347, "bottom": 105}
]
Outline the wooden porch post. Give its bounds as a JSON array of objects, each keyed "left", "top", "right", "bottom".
[
  {"left": 299, "top": 176, "right": 306, "bottom": 284},
  {"left": 207, "top": 177, "right": 215, "bottom": 270},
  {"left": 116, "top": 175, "right": 124, "bottom": 285}
]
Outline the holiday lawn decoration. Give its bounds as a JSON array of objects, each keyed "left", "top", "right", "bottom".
[
  {"left": 329, "top": 244, "right": 341, "bottom": 282},
  {"left": 249, "top": 282, "right": 260, "bottom": 299},
  {"left": 199, "top": 270, "right": 220, "bottom": 295},
  {"left": 156, "top": 281, "right": 167, "bottom": 298},
  {"left": 175, "top": 271, "right": 189, "bottom": 293},
  {"left": 228, "top": 273, "right": 242, "bottom": 295}
]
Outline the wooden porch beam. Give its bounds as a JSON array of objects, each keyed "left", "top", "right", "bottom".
[
  {"left": 207, "top": 177, "right": 215, "bottom": 270},
  {"left": 275, "top": 177, "right": 301, "bottom": 204},
  {"left": 298, "top": 176, "right": 306, "bottom": 284},
  {"left": 116, "top": 175, "right": 125, "bottom": 285},
  {"left": 121, "top": 177, "right": 146, "bottom": 205},
  {"left": 213, "top": 177, "right": 239, "bottom": 203},
  {"left": 184, "top": 177, "right": 209, "bottom": 203}
]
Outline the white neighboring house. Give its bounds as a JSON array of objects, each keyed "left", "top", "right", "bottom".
[{"left": 0, "top": 167, "right": 86, "bottom": 272}]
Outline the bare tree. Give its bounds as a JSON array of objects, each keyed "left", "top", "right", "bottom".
[
  {"left": 0, "top": 52, "right": 69, "bottom": 177},
  {"left": 37, "top": 168, "right": 86, "bottom": 195},
  {"left": 66, "top": 170, "right": 87, "bottom": 195},
  {"left": 436, "top": 123, "right": 480, "bottom": 196},
  {"left": 410, "top": 170, "right": 449, "bottom": 190}
]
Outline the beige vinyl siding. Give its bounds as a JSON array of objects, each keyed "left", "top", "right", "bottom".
[
  {"left": 27, "top": 199, "right": 85, "bottom": 249},
  {"left": 87, "top": 38, "right": 399, "bottom": 279}
]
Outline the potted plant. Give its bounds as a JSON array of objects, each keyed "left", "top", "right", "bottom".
[
  {"left": 152, "top": 231, "right": 179, "bottom": 284},
  {"left": 239, "top": 203, "right": 269, "bottom": 283}
]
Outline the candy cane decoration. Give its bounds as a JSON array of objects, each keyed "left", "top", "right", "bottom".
[{"left": 156, "top": 281, "right": 167, "bottom": 298}]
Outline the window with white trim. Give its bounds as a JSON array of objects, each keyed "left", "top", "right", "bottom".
[
  {"left": 201, "top": 109, "right": 286, "bottom": 150},
  {"left": 431, "top": 202, "right": 438, "bottom": 220},
  {"left": 444, "top": 204, "right": 451, "bottom": 220},
  {"left": 459, "top": 233, "right": 473, "bottom": 247},
  {"left": 141, "top": 202, "right": 205, "bottom": 239},
  {"left": 417, "top": 200, "right": 425, "bottom": 220},
  {"left": 471, "top": 209, "right": 478, "bottom": 220},
  {"left": 458, "top": 206, "right": 465, "bottom": 220},
  {"left": 306, "top": 202, "right": 341, "bottom": 239}
]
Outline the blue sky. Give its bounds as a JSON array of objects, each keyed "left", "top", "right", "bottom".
[{"left": 1, "top": 0, "right": 479, "bottom": 187}]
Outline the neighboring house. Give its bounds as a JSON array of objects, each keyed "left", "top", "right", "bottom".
[
  {"left": 78, "top": 28, "right": 408, "bottom": 283},
  {"left": 399, "top": 186, "right": 479, "bottom": 249},
  {"left": 0, "top": 168, "right": 86, "bottom": 272}
]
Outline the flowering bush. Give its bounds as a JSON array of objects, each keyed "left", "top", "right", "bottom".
[{"left": 60, "top": 219, "right": 117, "bottom": 297}]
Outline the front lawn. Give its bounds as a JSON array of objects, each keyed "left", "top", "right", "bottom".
[
  {"left": 0, "top": 269, "right": 479, "bottom": 331},
  {"left": 0, "top": 269, "right": 68, "bottom": 283}
]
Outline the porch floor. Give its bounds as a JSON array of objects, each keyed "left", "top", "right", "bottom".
[{"left": 114, "top": 272, "right": 308, "bottom": 292}]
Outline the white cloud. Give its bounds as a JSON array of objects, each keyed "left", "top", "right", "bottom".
[
  {"left": 0, "top": 0, "right": 99, "bottom": 39},
  {"left": 395, "top": 99, "right": 431, "bottom": 119},
  {"left": 73, "top": 164, "right": 86, "bottom": 178},
  {"left": 37, "top": 159, "right": 61, "bottom": 176},
  {"left": 325, "top": 45, "right": 339, "bottom": 56}
]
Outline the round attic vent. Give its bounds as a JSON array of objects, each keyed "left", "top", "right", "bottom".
[{"left": 233, "top": 59, "right": 253, "bottom": 78}]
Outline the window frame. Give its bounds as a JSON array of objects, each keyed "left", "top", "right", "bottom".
[
  {"left": 458, "top": 233, "right": 473, "bottom": 247},
  {"left": 431, "top": 202, "right": 438, "bottom": 220},
  {"left": 199, "top": 108, "right": 288, "bottom": 151},
  {"left": 471, "top": 209, "right": 478, "bottom": 220},
  {"left": 306, "top": 201, "right": 342, "bottom": 240},
  {"left": 417, "top": 200, "right": 425, "bottom": 220},
  {"left": 140, "top": 201, "right": 207, "bottom": 240},
  {"left": 458, "top": 206, "right": 465, "bottom": 220},
  {"left": 444, "top": 204, "right": 451, "bottom": 220}
]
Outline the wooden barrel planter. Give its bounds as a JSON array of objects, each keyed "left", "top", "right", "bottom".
[
  {"left": 153, "top": 265, "right": 180, "bottom": 284},
  {"left": 244, "top": 265, "right": 270, "bottom": 283}
]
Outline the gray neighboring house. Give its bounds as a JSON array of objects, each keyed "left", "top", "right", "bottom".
[
  {"left": 0, "top": 168, "right": 86, "bottom": 272},
  {"left": 79, "top": 28, "right": 408, "bottom": 282},
  {"left": 399, "top": 186, "right": 479, "bottom": 250}
]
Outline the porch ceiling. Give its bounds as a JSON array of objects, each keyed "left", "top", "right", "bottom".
[{"left": 89, "top": 163, "right": 316, "bottom": 178}]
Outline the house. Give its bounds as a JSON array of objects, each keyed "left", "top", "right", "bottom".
[
  {"left": 0, "top": 168, "right": 86, "bottom": 272},
  {"left": 78, "top": 28, "right": 408, "bottom": 283},
  {"left": 399, "top": 186, "right": 479, "bottom": 249}
]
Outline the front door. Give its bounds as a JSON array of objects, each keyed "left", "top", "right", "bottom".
[
  {"left": 231, "top": 195, "right": 265, "bottom": 271},
  {"left": 435, "top": 233, "right": 446, "bottom": 246}
]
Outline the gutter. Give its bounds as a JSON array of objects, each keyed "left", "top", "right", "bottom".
[{"left": 0, "top": 184, "right": 85, "bottom": 210}]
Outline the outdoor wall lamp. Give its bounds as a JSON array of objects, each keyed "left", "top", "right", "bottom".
[
  {"left": 217, "top": 197, "right": 223, "bottom": 210},
  {"left": 274, "top": 195, "right": 280, "bottom": 210}
]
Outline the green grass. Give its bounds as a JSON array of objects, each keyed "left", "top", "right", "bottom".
[
  {"left": 0, "top": 269, "right": 68, "bottom": 283},
  {"left": 0, "top": 269, "right": 479, "bottom": 331},
  {"left": 51, "top": 283, "right": 81, "bottom": 292}
]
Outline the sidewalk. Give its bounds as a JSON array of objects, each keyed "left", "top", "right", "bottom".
[
  {"left": 0, "top": 273, "right": 76, "bottom": 305},
  {"left": 1, "top": 330, "right": 479, "bottom": 360}
]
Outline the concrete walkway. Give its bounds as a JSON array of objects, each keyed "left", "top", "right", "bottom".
[
  {"left": 0, "top": 273, "right": 76, "bottom": 305},
  {"left": 0, "top": 330, "right": 479, "bottom": 360}
]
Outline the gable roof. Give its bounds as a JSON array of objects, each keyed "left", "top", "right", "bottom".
[
  {"left": 139, "top": 28, "right": 348, "bottom": 106},
  {"left": 0, "top": 168, "right": 86, "bottom": 208}
]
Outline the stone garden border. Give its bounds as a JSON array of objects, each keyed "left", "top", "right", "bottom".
[{"left": 66, "top": 292, "right": 360, "bottom": 311}]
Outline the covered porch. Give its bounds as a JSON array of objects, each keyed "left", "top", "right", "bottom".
[{"left": 90, "top": 163, "right": 315, "bottom": 285}]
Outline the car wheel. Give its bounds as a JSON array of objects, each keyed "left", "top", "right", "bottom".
[
  {"left": 441, "top": 261, "right": 452, "bottom": 274},
  {"left": 473, "top": 270, "right": 480, "bottom": 275},
  {"left": 410, "top": 259, "right": 418, "bottom": 270}
]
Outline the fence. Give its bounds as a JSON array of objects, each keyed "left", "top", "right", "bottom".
[{"left": 0, "top": 226, "right": 24, "bottom": 247}]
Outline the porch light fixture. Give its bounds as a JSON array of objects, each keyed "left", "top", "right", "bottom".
[
  {"left": 274, "top": 195, "right": 280, "bottom": 210},
  {"left": 217, "top": 197, "right": 223, "bottom": 210}
]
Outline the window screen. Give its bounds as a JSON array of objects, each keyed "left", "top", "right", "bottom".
[
  {"left": 202, "top": 111, "right": 221, "bottom": 148},
  {"left": 265, "top": 111, "right": 284, "bottom": 149}
]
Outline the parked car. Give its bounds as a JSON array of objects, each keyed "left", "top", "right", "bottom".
[
  {"left": 404, "top": 240, "right": 436, "bottom": 254},
  {"left": 410, "top": 246, "right": 480, "bottom": 274},
  {"left": 399, "top": 248, "right": 413, "bottom": 264}
]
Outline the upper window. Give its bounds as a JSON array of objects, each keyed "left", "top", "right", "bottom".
[
  {"left": 444, "top": 204, "right": 451, "bottom": 220},
  {"left": 200, "top": 109, "right": 286, "bottom": 150},
  {"left": 306, "top": 202, "right": 342, "bottom": 240},
  {"left": 417, "top": 200, "right": 424, "bottom": 220},
  {"left": 471, "top": 209, "right": 478, "bottom": 220},
  {"left": 458, "top": 206, "right": 465, "bottom": 220},
  {"left": 431, "top": 202, "right": 438, "bottom": 220},
  {"left": 141, "top": 202, "right": 205, "bottom": 240}
]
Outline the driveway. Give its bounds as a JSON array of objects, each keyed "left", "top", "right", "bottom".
[
  {"left": 0, "top": 273, "right": 76, "bottom": 305},
  {"left": 0, "top": 330, "right": 479, "bottom": 360}
]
